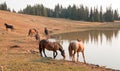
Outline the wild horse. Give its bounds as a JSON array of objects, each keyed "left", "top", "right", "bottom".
[
  {"left": 39, "top": 39, "right": 65, "bottom": 60},
  {"left": 28, "top": 28, "right": 40, "bottom": 40},
  {"left": 4, "top": 23, "right": 14, "bottom": 31},
  {"left": 28, "top": 28, "right": 38, "bottom": 37},
  {"left": 68, "top": 39, "right": 86, "bottom": 63}
]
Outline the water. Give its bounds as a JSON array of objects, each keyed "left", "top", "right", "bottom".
[{"left": 45, "top": 29, "right": 120, "bottom": 70}]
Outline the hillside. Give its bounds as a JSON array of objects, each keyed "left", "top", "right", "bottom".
[
  {"left": 0, "top": 10, "right": 105, "bottom": 35},
  {"left": 0, "top": 10, "right": 119, "bottom": 71}
]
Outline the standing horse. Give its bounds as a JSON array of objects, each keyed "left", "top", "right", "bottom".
[
  {"left": 28, "top": 28, "right": 40, "bottom": 40},
  {"left": 39, "top": 39, "right": 65, "bottom": 60},
  {"left": 68, "top": 39, "right": 86, "bottom": 63},
  {"left": 28, "top": 28, "right": 38, "bottom": 37},
  {"left": 4, "top": 23, "right": 14, "bottom": 31}
]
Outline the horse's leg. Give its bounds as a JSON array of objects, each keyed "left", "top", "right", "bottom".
[
  {"left": 77, "top": 52, "right": 79, "bottom": 62},
  {"left": 6, "top": 28, "right": 8, "bottom": 31},
  {"left": 11, "top": 28, "right": 13, "bottom": 31},
  {"left": 39, "top": 43, "right": 43, "bottom": 57},
  {"left": 72, "top": 50, "right": 76, "bottom": 62},
  {"left": 53, "top": 51, "right": 58, "bottom": 59},
  {"left": 55, "top": 51, "right": 58, "bottom": 59},
  {"left": 10, "top": 28, "right": 12, "bottom": 31},
  {"left": 82, "top": 51, "right": 86, "bottom": 63},
  {"left": 11, "top": 29, "right": 14, "bottom": 31},
  {"left": 43, "top": 48, "right": 47, "bottom": 57},
  {"left": 39, "top": 47, "right": 43, "bottom": 57},
  {"left": 53, "top": 51, "right": 55, "bottom": 58}
]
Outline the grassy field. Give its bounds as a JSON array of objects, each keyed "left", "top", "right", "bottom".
[{"left": 0, "top": 10, "right": 120, "bottom": 71}]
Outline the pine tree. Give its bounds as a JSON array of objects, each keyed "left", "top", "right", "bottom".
[
  {"left": 89, "top": 8, "right": 94, "bottom": 22},
  {"left": 93, "top": 8, "right": 100, "bottom": 22},
  {"left": 114, "top": 9, "right": 119, "bottom": 20},
  {"left": 84, "top": 7, "right": 89, "bottom": 21},
  {"left": 70, "top": 5, "right": 77, "bottom": 20},
  {"left": 100, "top": 6, "right": 104, "bottom": 22},
  {"left": 54, "top": 4, "right": 61, "bottom": 18},
  {"left": 104, "top": 7, "right": 114, "bottom": 22},
  {"left": 0, "top": 2, "right": 10, "bottom": 11}
]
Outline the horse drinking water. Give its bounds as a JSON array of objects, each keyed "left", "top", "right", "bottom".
[
  {"left": 68, "top": 39, "right": 86, "bottom": 63},
  {"left": 39, "top": 39, "right": 65, "bottom": 60}
]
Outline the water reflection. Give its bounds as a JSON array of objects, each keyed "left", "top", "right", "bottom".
[{"left": 53, "top": 30, "right": 119, "bottom": 43}]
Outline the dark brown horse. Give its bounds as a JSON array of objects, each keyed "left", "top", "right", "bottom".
[
  {"left": 39, "top": 39, "right": 65, "bottom": 60},
  {"left": 68, "top": 39, "right": 86, "bottom": 63},
  {"left": 28, "top": 28, "right": 40, "bottom": 40},
  {"left": 4, "top": 23, "right": 14, "bottom": 31}
]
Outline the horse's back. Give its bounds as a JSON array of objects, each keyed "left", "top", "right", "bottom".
[
  {"left": 69, "top": 42, "right": 77, "bottom": 51},
  {"left": 69, "top": 41, "right": 84, "bottom": 51},
  {"left": 47, "top": 42, "right": 61, "bottom": 51},
  {"left": 77, "top": 41, "right": 84, "bottom": 52},
  {"left": 40, "top": 39, "right": 62, "bottom": 51},
  {"left": 53, "top": 42, "right": 62, "bottom": 49}
]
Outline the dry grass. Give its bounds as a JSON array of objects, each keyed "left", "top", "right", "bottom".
[{"left": 0, "top": 10, "right": 119, "bottom": 71}]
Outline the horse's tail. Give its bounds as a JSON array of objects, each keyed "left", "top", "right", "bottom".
[
  {"left": 68, "top": 43, "right": 73, "bottom": 58},
  {"left": 28, "top": 29, "right": 31, "bottom": 36}
]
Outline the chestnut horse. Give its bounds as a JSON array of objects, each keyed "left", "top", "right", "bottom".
[
  {"left": 39, "top": 39, "right": 65, "bottom": 60},
  {"left": 68, "top": 39, "right": 86, "bottom": 63},
  {"left": 28, "top": 28, "right": 40, "bottom": 40},
  {"left": 28, "top": 28, "right": 38, "bottom": 37}
]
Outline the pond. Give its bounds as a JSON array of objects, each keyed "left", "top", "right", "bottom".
[{"left": 45, "top": 29, "right": 120, "bottom": 70}]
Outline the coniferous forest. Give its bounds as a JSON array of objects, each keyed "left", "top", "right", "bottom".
[{"left": 0, "top": 2, "right": 120, "bottom": 22}]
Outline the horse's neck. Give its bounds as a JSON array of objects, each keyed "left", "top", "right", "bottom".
[{"left": 58, "top": 46, "right": 63, "bottom": 52}]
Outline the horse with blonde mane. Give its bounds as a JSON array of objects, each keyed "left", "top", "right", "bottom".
[
  {"left": 68, "top": 39, "right": 86, "bottom": 63},
  {"left": 39, "top": 39, "right": 66, "bottom": 60}
]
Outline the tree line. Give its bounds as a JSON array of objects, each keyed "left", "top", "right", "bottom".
[
  {"left": 18, "top": 4, "right": 120, "bottom": 22},
  {"left": 0, "top": 2, "right": 10, "bottom": 11},
  {"left": 0, "top": 2, "right": 119, "bottom": 22}
]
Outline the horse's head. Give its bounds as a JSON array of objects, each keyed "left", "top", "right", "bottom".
[
  {"left": 4, "top": 23, "right": 7, "bottom": 26},
  {"left": 56, "top": 42, "right": 66, "bottom": 60}
]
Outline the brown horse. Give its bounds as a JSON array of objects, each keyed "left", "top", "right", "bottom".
[
  {"left": 39, "top": 39, "right": 65, "bottom": 60},
  {"left": 28, "top": 28, "right": 40, "bottom": 40},
  {"left": 68, "top": 39, "right": 86, "bottom": 63},
  {"left": 28, "top": 28, "right": 38, "bottom": 37}
]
